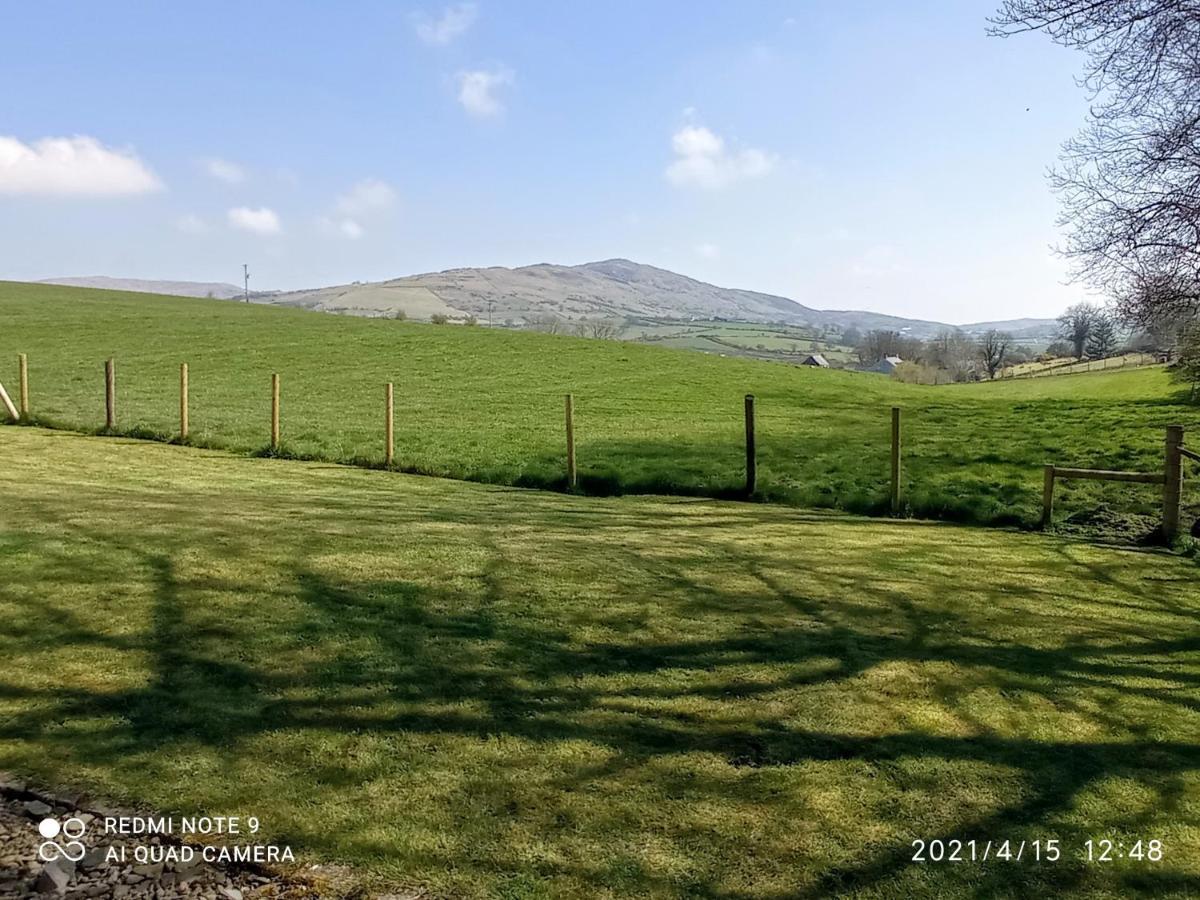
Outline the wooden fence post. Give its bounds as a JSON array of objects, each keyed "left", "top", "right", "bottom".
[
  {"left": 271, "top": 373, "right": 280, "bottom": 451},
  {"left": 0, "top": 381, "right": 17, "bottom": 422},
  {"left": 18, "top": 353, "right": 28, "bottom": 419},
  {"left": 1163, "top": 425, "right": 1184, "bottom": 542},
  {"left": 890, "top": 406, "right": 902, "bottom": 515},
  {"left": 179, "top": 363, "right": 189, "bottom": 441},
  {"left": 1041, "top": 464, "right": 1055, "bottom": 529},
  {"left": 105, "top": 358, "right": 116, "bottom": 430},
  {"left": 385, "top": 382, "right": 394, "bottom": 466},
  {"left": 565, "top": 393, "right": 576, "bottom": 489},
  {"left": 744, "top": 394, "right": 757, "bottom": 497}
]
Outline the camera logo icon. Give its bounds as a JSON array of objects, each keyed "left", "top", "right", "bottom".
[{"left": 37, "top": 817, "right": 87, "bottom": 862}]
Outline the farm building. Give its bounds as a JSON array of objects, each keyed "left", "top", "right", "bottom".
[
  {"left": 801, "top": 353, "right": 830, "bottom": 367},
  {"left": 872, "top": 355, "right": 903, "bottom": 374}
]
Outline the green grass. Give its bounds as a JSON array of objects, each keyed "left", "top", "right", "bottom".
[
  {"left": 1, "top": 428, "right": 1197, "bottom": 898},
  {"left": 2, "top": 281, "right": 1198, "bottom": 528}
]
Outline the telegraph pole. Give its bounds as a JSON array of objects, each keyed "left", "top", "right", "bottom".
[{"left": 243, "top": 264, "right": 250, "bottom": 303}]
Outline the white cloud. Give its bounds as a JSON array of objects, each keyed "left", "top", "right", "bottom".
[
  {"left": 665, "top": 125, "right": 776, "bottom": 190},
  {"left": 695, "top": 242, "right": 720, "bottom": 259},
  {"left": 203, "top": 157, "right": 246, "bottom": 184},
  {"left": 318, "top": 216, "right": 365, "bottom": 239},
  {"left": 335, "top": 178, "right": 396, "bottom": 217},
  {"left": 174, "top": 213, "right": 209, "bottom": 234},
  {"left": 456, "top": 68, "right": 513, "bottom": 118},
  {"left": 228, "top": 206, "right": 281, "bottom": 235},
  {"left": 414, "top": 3, "right": 477, "bottom": 45},
  {"left": 0, "top": 135, "right": 161, "bottom": 196}
]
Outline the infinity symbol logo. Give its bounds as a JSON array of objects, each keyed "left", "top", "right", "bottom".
[{"left": 37, "top": 817, "right": 87, "bottom": 862}]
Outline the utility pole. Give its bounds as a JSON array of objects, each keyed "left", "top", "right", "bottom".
[
  {"left": 243, "top": 264, "right": 250, "bottom": 303},
  {"left": 488, "top": 299, "right": 495, "bottom": 327}
]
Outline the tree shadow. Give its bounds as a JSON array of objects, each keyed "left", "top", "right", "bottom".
[{"left": 1, "top": 441, "right": 1198, "bottom": 896}]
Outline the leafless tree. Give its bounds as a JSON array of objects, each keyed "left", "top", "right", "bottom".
[
  {"left": 991, "top": 1, "right": 1200, "bottom": 328},
  {"left": 928, "top": 329, "right": 978, "bottom": 381},
  {"left": 573, "top": 319, "right": 623, "bottom": 340},
  {"left": 528, "top": 314, "right": 567, "bottom": 335},
  {"left": 979, "top": 329, "right": 1013, "bottom": 379},
  {"left": 855, "top": 330, "right": 924, "bottom": 365},
  {"left": 1057, "top": 302, "right": 1099, "bottom": 358}
]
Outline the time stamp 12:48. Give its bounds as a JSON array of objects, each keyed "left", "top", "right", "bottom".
[{"left": 911, "top": 838, "right": 1164, "bottom": 864}]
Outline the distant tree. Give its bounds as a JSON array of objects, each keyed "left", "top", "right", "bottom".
[
  {"left": 978, "top": 329, "right": 1013, "bottom": 379},
  {"left": 392, "top": 309, "right": 407, "bottom": 321},
  {"left": 1057, "top": 303, "right": 1099, "bottom": 358},
  {"left": 1007, "top": 346, "right": 1034, "bottom": 366},
  {"left": 1044, "top": 340, "right": 1074, "bottom": 358},
  {"left": 1085, "top": 313, "right": 1119, "bottom": 358},
  {"left": 573, "top": 319, "right": 621, "bottom": 340},
  {"left": 1166, "top": 321, "right": 1200, "bottom": 401},
  {"left": 529, "top": 314, "right": 566, "bottom": 335},
  {"left": 464, "top": 314, "right": 479, "bottom": 326},
  {"left": 856, "top": 330, "right": 922, "bottom": 365},
  {"left": 430, "top": 313, "right": 449, "bottom": 325},
  {"left": 840, "top": 326, "right": 862, "bottom": 348},
  {"left": 928, "top": 329, "right": 977, "bottom": 381}
]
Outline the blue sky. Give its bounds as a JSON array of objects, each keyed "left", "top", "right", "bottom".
[{"left": 1, "top": 1, "right": 1096, "bottom": 322}]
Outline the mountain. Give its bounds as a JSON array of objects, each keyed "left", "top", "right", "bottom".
[
  {"left": 39, "top": 261, "right": 1060, "bottom": 341},
  {"left": 39, "top": 276, "right": 244, "bottom": 300},
  {"left": 256, "top": 259, "right": 1058, "bottom": 339},
  {"left": 258, "top": 259, "right": 821, "bottom": 325}
]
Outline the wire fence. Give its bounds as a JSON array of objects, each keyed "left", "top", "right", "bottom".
[{"left": 2, "top": 352, "right": 1196, "bottom": 536}]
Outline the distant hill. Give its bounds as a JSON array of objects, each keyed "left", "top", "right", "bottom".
[
  {"left": 39, "top": 261, "right": 1060, "bottom": 340},
  {"left": 257, "top": 259, "right": 1058, "bottom": 340},
  {"left": 39, "top": 276, "right": 244, "bottom": 300}
]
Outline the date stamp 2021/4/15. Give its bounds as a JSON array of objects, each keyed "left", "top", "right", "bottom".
[{"left": 911, "top": 838, "right": 1164, "bottom": 864}]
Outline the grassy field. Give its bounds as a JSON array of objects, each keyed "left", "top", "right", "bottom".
[
  {"left": 2, "top": 281, "right": 1198, "bottom": 529},
  {"left": 1, "top": 427, "right": 1197, "bottom": 898}
]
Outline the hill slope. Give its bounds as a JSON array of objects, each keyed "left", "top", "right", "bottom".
[
  {"left": 1, "top": 280, "right": 1192, "bottom": 527},
  {"left": 39, "top": 275, "right": 244, "bottom": 299},
  {"left": 257, "top": 258, "right": 1058, "bottom": 338}
]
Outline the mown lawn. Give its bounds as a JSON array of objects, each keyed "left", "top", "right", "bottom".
[
  {"left": 0, "top": 427, "right": 1197, "bottom": 897},
  {"left": 1, "top": 281, "right": 1198, "bottom": 528}
]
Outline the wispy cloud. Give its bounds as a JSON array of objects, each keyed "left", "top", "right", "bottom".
[
  {"left": 335, "top": 178, "right": 396, "bottom": 217},
  {"left": 202, "top": 157, "right": 246, "bottom": 184},
  {"left": 456, "top": 67, "right": 513, "bottom": 118},
  {"left": 228, "top": 206, "right": 281, "bottom": 235},
  {"left": 665, "top": 125, "right": 775, "bottom": 190},
  {"left": 695, "top": 242, "right": 720, "bottom": 259},
  {"left": 0, "top": 135, "right": 162, "bottom": 196},
  {"left": 414, "top": 3, "right": 477, "bottom": 45},
  {"left": 317, "top": 216, "right": 366, "bottom": 240}
]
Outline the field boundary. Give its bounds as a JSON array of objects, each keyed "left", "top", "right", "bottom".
[{"left": 3, "top": 351, "right": 1194, "bottom": 538}]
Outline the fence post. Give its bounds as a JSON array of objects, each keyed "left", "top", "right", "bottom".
[
  {"left": 105, "top": 358, "right": 116, "bottom": 430},
  {"left": 565, "top": 393, "right": 576, "bottom": 490},
  {"left": 890, "top": 406, "right": 902, "bottom": 515},
  {"left": 744, "top": 394, "right": 757, "bottom": 497},
  {"left": 1041, "top": 464, "right": 1055, "bottom": 529},
  {"left": 18, "top": 353, "right": 28, "bottom": 419},
  {"left": 180, "top": 363, "right": 189, "bottom": 441},
  {"left": 271, "top": 373, "right": 280, "bottom": 451},
  {"left": 1163, "top": 425, "right": 1184, "bottom": 542},
  {"left": 0, "top": 381, "right": 16, "bottom": 421},
  {"left": 385, "top": 382, "right": 394, "bottom": 467}
]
